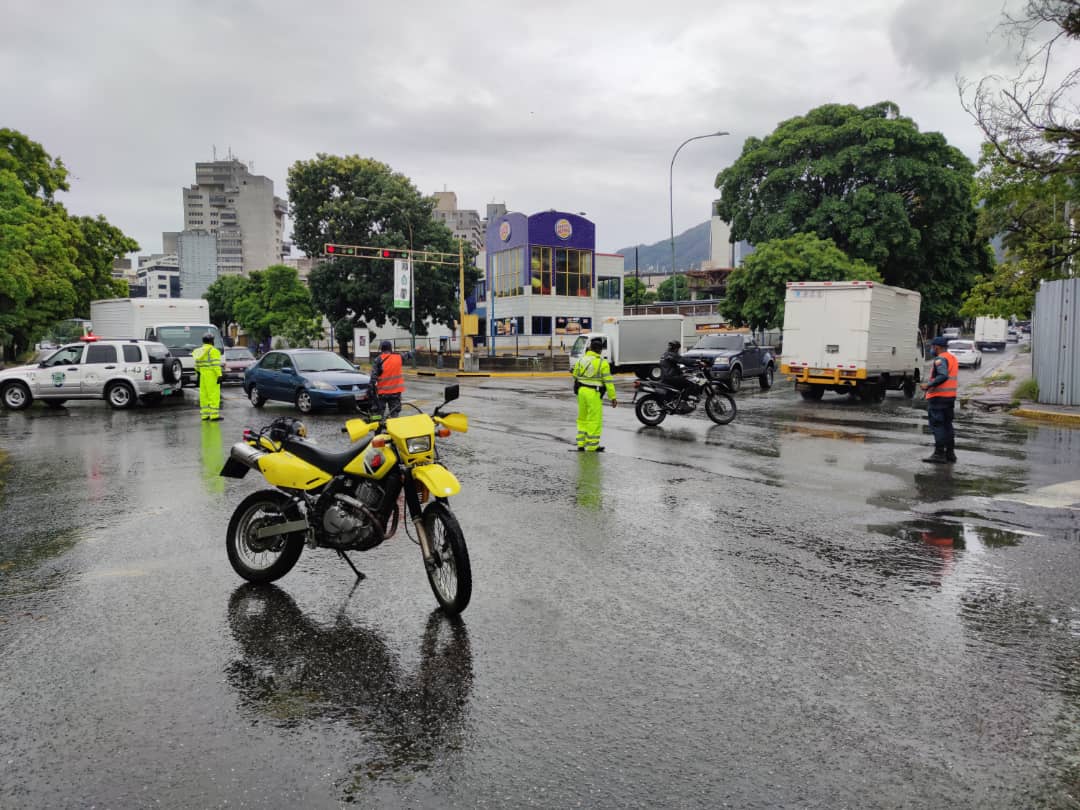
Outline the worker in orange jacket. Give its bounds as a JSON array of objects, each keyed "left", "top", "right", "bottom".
[
  {"left": 371, "top": 339, "right": 404, "bottom": 418},
  {"left": 920, "top": 335, "right": 959, "bottom": 463}
]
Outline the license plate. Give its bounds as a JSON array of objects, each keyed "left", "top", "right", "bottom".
[
  {"left": 809, "top": 368, "right": 826, "bottom": 375},
  {"left": 163, "top": 387, "right": 172, "bottom": 395},
  {"left": 355, "top": 392, "right": 366, "bottom": 401}
]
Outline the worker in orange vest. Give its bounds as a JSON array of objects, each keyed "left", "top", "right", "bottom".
[
  {"left": 920, "top": 335, "right": 958, "bottom": 463},
  {"left": 371, "top": 339, "right": 404, "bottom": 418}
]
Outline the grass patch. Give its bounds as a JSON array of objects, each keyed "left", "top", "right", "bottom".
[
  {"left": 1015, "top": 378, "right": 1039, "bottom": 400},
  {"left": 1019, "top": 343, "right": 1031, "bottom": 354}
]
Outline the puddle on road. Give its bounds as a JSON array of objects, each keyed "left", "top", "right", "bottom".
[{"left": 870, "top": 517, "right": 1031, "bottom": 550}]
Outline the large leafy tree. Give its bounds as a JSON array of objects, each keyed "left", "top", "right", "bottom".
[
  {"left": 232, "top": 265, "right": 323, "bottom": 348},
  {"left": 0, "top": 130, "right": 138, "bottom": 358},
  {"left": 203, "top": 274, "right": 251, "bottom": 332},
  {"left": 721, "top": 233, "right": 883, "bottom": 331},
  {"left": 623, "top": 276, "right": 655, "bottom": 306},
  {"left": 715, "top": 102, "right": 988, "bottom": 325},
  {"left": 290, "top": 154, "right": 478, "bottom": 339}
]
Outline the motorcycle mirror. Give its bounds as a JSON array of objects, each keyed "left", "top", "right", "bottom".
[{"left": 443, "top": 384, "right": 460, "bottom": 404}]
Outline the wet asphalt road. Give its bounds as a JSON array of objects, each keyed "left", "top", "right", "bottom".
[{"left": 2, "top": 345, "right": 1079, "bottom": 809}]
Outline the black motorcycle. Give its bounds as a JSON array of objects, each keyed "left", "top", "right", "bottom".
[{"left": 632, "top": 365, "right": 737, "bottom": 426}]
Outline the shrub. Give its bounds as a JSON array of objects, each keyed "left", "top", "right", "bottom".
[{"left": 1014, "top": 378, "right": 1039, "bottom": 401}]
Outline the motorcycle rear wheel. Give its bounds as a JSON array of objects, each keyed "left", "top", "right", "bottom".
[
  {"left": 226, "top": 489, "right": 305, "bottom": 583},
  {"left": 422, "top": 501, "right": 472, "bottom": 615},
  {"left": 705, "top": 391, "right": 737, "bottom": 425},
  {"left": 634, "top": 394, "right": 667, "bottom": 426}
]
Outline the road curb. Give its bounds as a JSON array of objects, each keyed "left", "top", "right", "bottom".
[{"left": 1011, "top": 407, "right": 1080, "bottom": 427}]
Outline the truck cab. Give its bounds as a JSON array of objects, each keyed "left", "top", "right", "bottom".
[{"left": 145, "top": 323, "right": 224, "bottom": 387}]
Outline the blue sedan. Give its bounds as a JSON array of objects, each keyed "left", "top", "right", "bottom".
[{"left": 243, "top": 349, "right": 373, "bottom": 414}]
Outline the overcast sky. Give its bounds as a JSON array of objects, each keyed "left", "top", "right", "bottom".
[{"left": 0, "top": 0, "right": 1049, "bottom": 257}]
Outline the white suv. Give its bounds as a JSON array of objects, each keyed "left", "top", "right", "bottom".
[{"left": 0, "top": 340, "right": 184, "bottom": 410}]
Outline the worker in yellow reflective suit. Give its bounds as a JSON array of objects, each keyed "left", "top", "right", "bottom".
[
  {"left": 192, "top": 333, "right": 223, "bottom": 421},
  {"left": 571, "top": 336, "right": 617, "bottom": 451}
]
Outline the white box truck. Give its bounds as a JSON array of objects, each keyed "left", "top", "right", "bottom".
[
  {"left": 89, "top": 298, "right": 224, "bottom": 387},
  {"left": 780, "top": 281, "right": 924, "bottom": 401},
  {"left": 974, "top": 316, "right": 1008, "bottom": 352},
  {"left": 568, "top": 315, "right": 684, "bottom": 380}
]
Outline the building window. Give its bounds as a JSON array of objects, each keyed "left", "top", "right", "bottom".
[
  {"left": 531, "top": 316, "right": 552, "bottom": 335},
  {"left": 597, "top": 276, "right": 621, "bottom": 300},
  {"left": 491, "top": 248, "right": 523, "bottom": 298},
  {"left": 531, "top": 247, "right": 592, "bottom": 297}
]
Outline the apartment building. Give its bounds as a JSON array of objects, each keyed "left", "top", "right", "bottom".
[
  {"left": 432, "top": 191, "right": 484, "bottom": 251},
  {"left": 182, "top": 158, "right": 286, "bottom": 275}
]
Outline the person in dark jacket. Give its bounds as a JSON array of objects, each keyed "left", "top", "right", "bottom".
[
  {"left": 920, "top": 335, "right": 959, "bottom": 463},
  {"left": 659, "top": 340, "right": 695, "bottom": 402}
]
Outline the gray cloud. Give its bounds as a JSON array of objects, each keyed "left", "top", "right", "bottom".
[{"left": 1, "top": 0, "right": 1022, "bottom": 256}]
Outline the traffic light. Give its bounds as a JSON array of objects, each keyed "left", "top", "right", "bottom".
[
  {"left": 380, "top": 248, "right": 408, "bottom": 259},
  {"left": 323, "top": 243, "right": 357, "bottom": 256}
]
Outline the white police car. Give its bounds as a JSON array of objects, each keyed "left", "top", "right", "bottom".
[{"left": 0, "top": 339, "right": 183, "bottom": 410}]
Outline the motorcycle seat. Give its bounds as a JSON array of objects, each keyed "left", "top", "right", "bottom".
[{"left": 283, "top": 434, "right": 374, "bottom": 476}]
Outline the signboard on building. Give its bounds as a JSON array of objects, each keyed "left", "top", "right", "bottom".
[
  {"left": 393, "top": 259, "right": 411, "bottom": 309},
  {"left": 555, "top": 316, "right": 592, "bottom": 335},
  {"left": 494, "top": 317, "right": 518, "bottom": 336}
]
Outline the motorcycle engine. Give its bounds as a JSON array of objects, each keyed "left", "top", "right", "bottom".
[{"left": 322, "top": 482, "right": 383, "bottom": 548}]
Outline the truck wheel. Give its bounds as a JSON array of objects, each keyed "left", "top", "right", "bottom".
[
  {"left": 646, "top": 365, "right": 663, "bottom": 382},
  {"left": 799, "top": 387, "right": 824, "bottom": 401},
  {"left": 758, "top": 366, "right": 774, "bottom": 390},
  {"left": 729, "top": 367, "right": 742, "bottom": 392}
]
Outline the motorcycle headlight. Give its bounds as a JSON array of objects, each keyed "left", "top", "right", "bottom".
[
  {"left": 310, "top": 380, "right": 336, "bottom": 391},
  {"left": 405, "top": 435, "right": 432, "bottom": 453}
]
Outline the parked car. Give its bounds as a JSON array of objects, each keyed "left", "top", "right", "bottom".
[
  {"left": 947, "top": 339, "right": 982, "bottom": 369},
  {"left": 243, "top": 349, "right": 373, "bottom": 414},
  {"left": 0, "top": 339, "right": 182, "bottom": 411},
  {"left": 1006, "top": 327, "right": 1020, "bottom": 343},
  {"left": 942, "top": 327, "right": 961, "bottom": 340},
  {"left": 221, "top": 346, "right": 257, "bottom": 384},
  {"left": 682, "top": 332, "right": 776, "bottom": 391}
]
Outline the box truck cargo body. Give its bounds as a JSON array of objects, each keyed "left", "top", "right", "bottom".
[
  {"left": 974, "top": 316, "right": 1008, "bottom": 351},
  {"left": 90, "top": 298, "right": 223, "bottom": 387},
  {"left": 780, "top": 281, "right": 924, "bottom": 401},
  {"left": 568, "top": 315, "right": 684, "bottom": 380}
]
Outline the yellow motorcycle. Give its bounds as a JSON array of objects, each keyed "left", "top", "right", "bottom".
[{"left": 220, "top": 384, "right": 472, "bottom": 614}]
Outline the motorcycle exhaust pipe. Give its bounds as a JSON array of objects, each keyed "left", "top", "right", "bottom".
[{"left": 220, "top": 441, "right": 267, "bottom": 479}]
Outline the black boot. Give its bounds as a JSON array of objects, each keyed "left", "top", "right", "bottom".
[
  {"left": 945, "top": 441, "right": 957, "bottom": 463},
  {"left": 923, "top": 445, "right": 947, "bottom": 464}
]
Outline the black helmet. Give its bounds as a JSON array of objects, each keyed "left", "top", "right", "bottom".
[
  {"left": 379, "top": 339, "right": 393, "bottom": 352},
  {"left": 589, "top": 337, "right": 603, "bottom": 352},
  {"left": 202, "top": 333, "right": 214, "bottom": 344},
  {"left": 668, "top": 340, "right": 681, "bottom": 351}
]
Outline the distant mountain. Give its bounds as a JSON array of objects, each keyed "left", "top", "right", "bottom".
[{"left": 615, "top": 220, "right": 711, "bottom": 274}]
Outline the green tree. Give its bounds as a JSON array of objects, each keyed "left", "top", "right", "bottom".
[
  {"left": 0, "top": 128, "right": 69, "bottom": 201},
  {"left": 71, "top": 215, "right": 135, "bottom": 314},
  {"left": 623, "top": 276, "right": 656, "bottom": 306},
  {"left": 289, "top": 154, "right": 479, "bottom": 337},
  {"left": 233, "top": 265, "right": 323, "bottom": 348},
  {"left": 204, "top": 274, "right": 252, "bottom": 332},
  {"left": 715, "top": 101, "right": 988, "bottom": 325},
  {"left": 721, "top": 233, "right": 883, "bottom": 331},
  {"left": 656, "top": 274, "right": 691, "bottom": 301}
]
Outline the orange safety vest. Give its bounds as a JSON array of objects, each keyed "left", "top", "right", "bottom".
[
  {"left": 926, "top": 351, "right": 958, "bottom": 399},
  {"left": 375, "top": 352, "right": 404, "bottom": 395}
]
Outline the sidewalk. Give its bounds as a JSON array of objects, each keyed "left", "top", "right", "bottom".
[{"left": 964, "top": 346, "right": 1080, "bottom": 427}]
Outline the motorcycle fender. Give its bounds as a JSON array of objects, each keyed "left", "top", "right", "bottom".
[
  {"left": 257, "top": 452, "right": 332, "bottom": 490},
  {"left": 412, "top": 463, "right": 460, "bottom": 498}
]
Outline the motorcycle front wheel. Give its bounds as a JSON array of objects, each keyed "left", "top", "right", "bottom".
[
  {"left": 705, "top": 391, "right": 737, "bottom": 425},
  {"left": 634, "top": 394, "right": 667, "bottom": 426},
  {"left": 422, "top": 501, "right": 472, "bottom": 615},
  {"left": 226, "top": 490, "right": 305, "bottom": 583}
]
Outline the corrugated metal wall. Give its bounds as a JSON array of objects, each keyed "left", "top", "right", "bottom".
[{"left": 1033, "top": 278, "right": 1080, "bottom": 405}]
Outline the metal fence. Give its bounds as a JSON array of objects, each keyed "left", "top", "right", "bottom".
[{"left": 1033, "top": 278, "right": 1080, "bottom": 405}]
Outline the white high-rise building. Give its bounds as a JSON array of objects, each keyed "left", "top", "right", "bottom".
[
  {"left": 182, "top": 158, "right": 286, "bottom": 276},
  {"left": 137, "top": 254, "right": 180, "bottom": 298},
  {"left": 177, "top": 230, "right": 218, "bottom": 299}
]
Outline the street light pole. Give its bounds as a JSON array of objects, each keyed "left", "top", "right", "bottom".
[{"left": 669, "top": 130, "right": 728, "bottom": 304}]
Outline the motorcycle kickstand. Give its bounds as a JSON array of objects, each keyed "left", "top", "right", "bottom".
[{"left": 337, "top": 549, "right": 366, "bottom": 581}]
